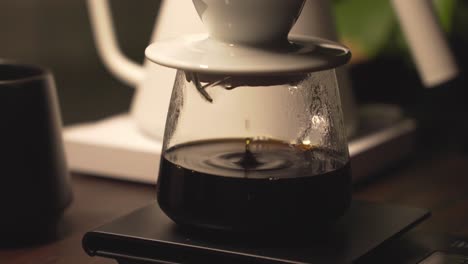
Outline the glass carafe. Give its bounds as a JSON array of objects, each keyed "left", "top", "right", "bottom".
[{"left": 157, "top": 70, "right": 351, "bottom": 233}]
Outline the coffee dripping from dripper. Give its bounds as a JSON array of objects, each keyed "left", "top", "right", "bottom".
[{"left": 146, "top": 0, "right": 352, "bottom": 233}]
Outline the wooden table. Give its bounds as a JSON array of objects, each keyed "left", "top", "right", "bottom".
[{"left": 1, "top": 153, "right": 468, "bottom": 264}]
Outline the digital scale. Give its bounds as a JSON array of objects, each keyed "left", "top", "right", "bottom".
[{"left": 81, "top": 200, "right": 457, "bottom": 264}]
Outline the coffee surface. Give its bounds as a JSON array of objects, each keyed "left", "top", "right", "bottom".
[
  {"left": 157, "top": 138, "right": 351, "bottom": 232},
  {"left": 161, "top": 138, "right": 345, "bottom": 179}
]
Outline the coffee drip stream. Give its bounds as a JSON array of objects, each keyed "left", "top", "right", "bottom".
[
  {"left": 235, "top": 138, "right": 262, "bottom": 171},
  {"left": 148, "top": 0, "right": 352, "bottom": 232}
]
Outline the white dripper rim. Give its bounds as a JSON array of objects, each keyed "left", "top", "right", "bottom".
[{"left": 145, "top": 0, "right": 351, "bottom": 75}]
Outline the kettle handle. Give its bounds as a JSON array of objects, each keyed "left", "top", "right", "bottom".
[
  {"left": 86, "top": 0, "right": 145, "bottom": 87},
  {"left": 391, "top": 0, "right": 458, "bottom": 87}
]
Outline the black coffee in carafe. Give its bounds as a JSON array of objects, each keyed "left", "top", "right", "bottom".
[
  {"left": 149, "top": 0, "right": 353, "bottom": 234},
  {"left": 157, "top": 138, "right": 351, "bottom": 232}
]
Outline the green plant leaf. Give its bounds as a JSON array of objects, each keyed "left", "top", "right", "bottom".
[
  {"left": 433, "top": 0, "right": 456, "bottom": 33},
  {"left": 333, "top": 0, "right": 396, "bottom": 59}
]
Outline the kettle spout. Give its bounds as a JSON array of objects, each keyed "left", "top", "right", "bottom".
[{"left": 391, "top": 0, "right": 458, "bottom": 87}]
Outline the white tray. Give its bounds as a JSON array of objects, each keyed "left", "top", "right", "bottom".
[{"left": 64, "top": 108, "right": 416, "bottom": 184}]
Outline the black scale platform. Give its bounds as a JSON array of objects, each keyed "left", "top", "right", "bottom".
[{"left": 83, "top": 200, "right": 430, "bottom": 264}]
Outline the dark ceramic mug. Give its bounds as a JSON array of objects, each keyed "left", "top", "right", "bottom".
[{"left": 0, "top": 63, "right": 72, "bottom": 245}]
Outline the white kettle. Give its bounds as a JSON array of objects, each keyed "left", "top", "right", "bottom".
[{"left": 87, "top": 0, "right": 457, "bottom": 140}]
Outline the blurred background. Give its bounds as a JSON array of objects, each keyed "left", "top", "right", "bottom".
[
  {"left": 333, "top": 0, "right": 468, "bottom": 153},
  {"left": 0, "top": 0, "right": 467, "bottom": 152},
  {"left": 0, "top": 0, "right": 158, "bottom": 125}
]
